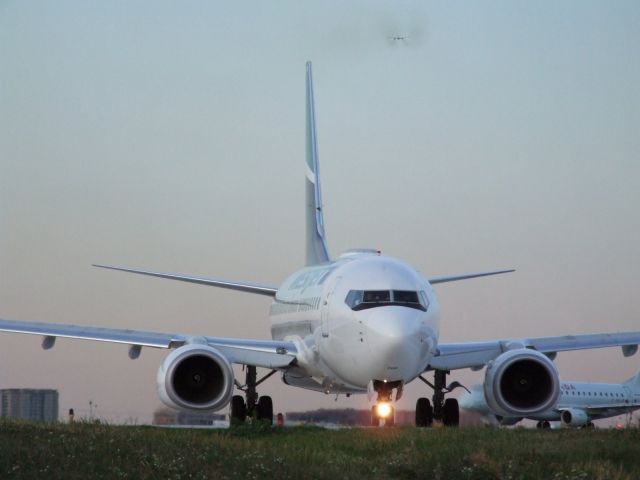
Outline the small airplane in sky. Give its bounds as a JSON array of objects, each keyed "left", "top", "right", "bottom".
[
  {"left": 1, "top": 62, "right": 640, "bottom": 427},
  {"left": 388, "top": 35, "right": 409, "bottom": 41},
  {"left": 460, "top": 370, "right": 640, "bottom": 428},
  {"left": 387, "top": 34, "right": 411, "bottom": 46}
]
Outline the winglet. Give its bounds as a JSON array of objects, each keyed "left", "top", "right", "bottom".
[{"left": 305, "top": 61, "right": 331, "bottom": 266}]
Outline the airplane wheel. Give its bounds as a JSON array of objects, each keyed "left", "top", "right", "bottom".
[
  {"left": 443, "top": 398, "right": 459, "bottom": 427},
  {"left": 585, "top": 422, "right": 595, "bottom": 429},
  {"left": 257, "top": 396, "right": 273, "bottom": 424},
  {"left": 536, "top": 421, "right": 543, "bottom": 429},
  {"left": 415, "top": 397, "right": 433, "bottom": 427},
  {"left": 230, "top": 395, "right": 247, "bottom": 424},
  {"left": 542, "top": 421, "right": 551, "bottom": 429}
]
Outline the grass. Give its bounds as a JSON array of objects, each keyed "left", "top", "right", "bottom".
[{"left": 1, "top": 420, "right": 640, "bottom": 479}]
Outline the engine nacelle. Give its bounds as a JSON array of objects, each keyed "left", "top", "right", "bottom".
[
  {"left": 483, "top": 349, "right": 560, "bottom": 417},
  {"left": 560, "top": 408, "right": 589, "bottom": 427},
  {"left": 495, "top": 415, "right": 522, "bottom": 426},
  {"left": 157, "top": 344, "right": 234, "bottom": 411}
]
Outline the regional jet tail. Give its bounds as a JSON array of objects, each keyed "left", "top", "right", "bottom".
[
  {"left": 460, "top": 371, "right": 640, "bottom": 428},
  {"left": 1, "top": 62, "right": 640, "bottom": 428}
]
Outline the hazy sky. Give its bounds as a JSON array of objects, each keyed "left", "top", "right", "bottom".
[{"left": 1, "top": 1, "right": 639, "bottom": 423}]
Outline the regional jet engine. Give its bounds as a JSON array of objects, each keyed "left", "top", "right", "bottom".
[
  {"left": 560, "top": 408, "right": 589, "bottom": 427},
  {"left": 157, "top": 344, "right": 234, "bottom": 411},
  {"left": 483, "top": 349, "right": 560, "bottom": 417}
]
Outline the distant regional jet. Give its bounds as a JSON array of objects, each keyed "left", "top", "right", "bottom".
[
  {"left": 388, "top": 35, "right": 410, "bottom": 45},
  {"left": 1, "top": 62, "right": 640, "bottom": 427},
  {"left": 460, "top": 371, "right": 640, "bottom": 428}
]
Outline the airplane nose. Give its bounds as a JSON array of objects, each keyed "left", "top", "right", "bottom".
[
  {"left": 366, "top": 308, "right": 423, "bottom": 341},
  {"left": 364, "top": 307, "right": 431, "bottom": 381}
]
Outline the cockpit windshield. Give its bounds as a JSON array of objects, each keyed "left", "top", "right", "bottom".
[{"left": 345, "top": 290, "right": 429, "bottom": 311}]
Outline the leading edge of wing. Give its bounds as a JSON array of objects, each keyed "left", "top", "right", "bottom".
[
  {"left": 93, "top": 264, "right": 278, "bottom": 297},
  {"left": 0, "top": 318, "right": 297, "bottom": 369},
  {"left": 430, "top": 331, "right": 640, "bottom": 371},
  {"left": 427, "top": 269, "right": 515, "bottom": 285},
  {"left": 0, "top": 317, "right": 185, "bottom": 348}
]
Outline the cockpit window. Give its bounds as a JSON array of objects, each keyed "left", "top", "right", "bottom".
[
  {"left": 363, "top": 290, "right": 390, "bottom": 302},
  {"left": 393, "top": 290, "right": 419, "bottom": 304},
  {"left": 345, "top": 290, "right": 429, "bottom": 311}
]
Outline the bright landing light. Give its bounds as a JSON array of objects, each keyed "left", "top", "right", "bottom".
[{"left": 376, "top": 402, "right": 392, "bottom": 418}]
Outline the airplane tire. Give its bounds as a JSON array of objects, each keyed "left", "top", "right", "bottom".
[
  {"left": 542, "top": 421, "right": 551, "bottom": 429},
  {"left": 257, "top": 396, "right": 273, "bottom": 424},
  {"left": 230, "top": 395, "right": 247, "bottom": 424},
  {"left": 415, "top": 397, "right": 433, "bottom": 427},
  {"left": 443, "top": 398, "right": 459, "bottom": 427}
]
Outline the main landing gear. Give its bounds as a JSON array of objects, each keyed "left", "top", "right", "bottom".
[
  {"left": 415, "top": 370, "right": 467, "bottom": 427},
  {"left": 230, "top": 366, "right": 277, "bottom": 425}
]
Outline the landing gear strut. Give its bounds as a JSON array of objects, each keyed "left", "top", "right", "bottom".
[
  {"left": 416, "top": 370, "right": 465, "bottom": 427},
  {"left": 371, "top": 380, "right": 398, "bottom": 427},
  {"left": 231, "top": 366, "right": 276, "bottom": 425}
]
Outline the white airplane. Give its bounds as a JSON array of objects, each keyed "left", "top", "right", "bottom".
[
  {"left": 2, "top": 62, "right": 640, "bottom": 427},
  {"left": 460, "top": 371, "right": 640, "bottom": 428}
]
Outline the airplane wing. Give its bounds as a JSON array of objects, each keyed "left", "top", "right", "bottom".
[
  {"left": 0, "top": 318, "right": 296, "bottom": 369},
  {"left": 93, "top": 264, "right": 278, "bottom": 297},
  {"left": 429, "top": 331, "right": 640, "bottom": 371},
  {"left": 427, "top": 269, "right": 515, "bottom": 285}
]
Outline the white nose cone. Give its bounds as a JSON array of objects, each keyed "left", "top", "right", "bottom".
[{"left": 364, "top": 307, "right": 429, "bottom": 382}]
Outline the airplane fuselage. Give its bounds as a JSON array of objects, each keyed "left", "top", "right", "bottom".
[
  {"left": 461, "top": 380, "right": 640, "bottom": 424},
  {"left": 269, "top": 251, "right": 440, "bottom": 394}
]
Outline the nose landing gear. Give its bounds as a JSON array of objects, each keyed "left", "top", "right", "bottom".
[{"left": 371, "top": 380, "right": 400, "bottom": 427}]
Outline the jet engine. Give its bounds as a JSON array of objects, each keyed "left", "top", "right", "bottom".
[
  {"left": 157, "top": 344, "right": 234, "bottom": 411},
  {"left": 560, "top": 408, "right": 589, "bottom": 427},
  {"left": 483, "top": 349, "right": 560, "bottom": 417},
  {"left": 494, "top": 415, "right": 522, "bottom": 426}
]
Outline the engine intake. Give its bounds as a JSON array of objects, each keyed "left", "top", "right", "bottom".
[
  {"left": 157, "top": 344, "right": 234, "bottom": 411},
  {"left": 483, "top": 349, "right": 559, "bottom": 417}
]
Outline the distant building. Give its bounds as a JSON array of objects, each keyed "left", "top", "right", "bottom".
[
  {"left": 152, "top": 407, "right": 225, "bottom": 426},
  {"left": 1, "top": 389, "right": 59, "bottom": 422}
]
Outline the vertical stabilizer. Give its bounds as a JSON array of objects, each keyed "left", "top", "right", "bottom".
[{"left": 305, "top": 61, "right": 331, "bottom": 265}]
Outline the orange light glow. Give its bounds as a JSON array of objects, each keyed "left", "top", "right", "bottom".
[{"left": 376, "top": 402, "right": 392, "bottom": 418}]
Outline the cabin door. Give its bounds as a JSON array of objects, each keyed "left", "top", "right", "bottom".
[{"left": 321, "top": 276, "right": 341, "bottom": 337}]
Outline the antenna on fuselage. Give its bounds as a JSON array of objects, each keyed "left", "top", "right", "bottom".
[{"left": 305, "top": 61, "right": 331, "bottom": 266}]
